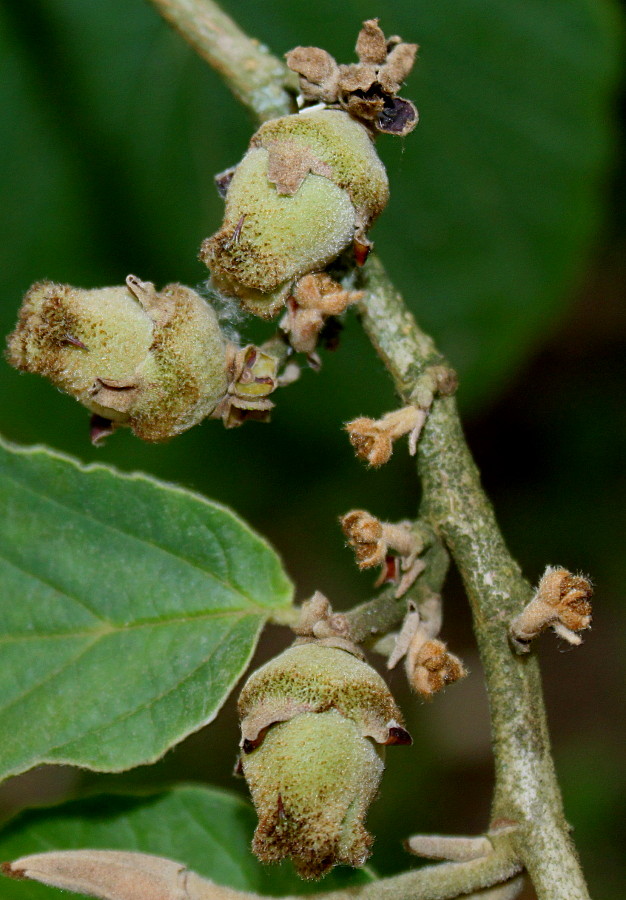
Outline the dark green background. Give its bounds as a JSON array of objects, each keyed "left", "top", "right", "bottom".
[{"left": 0, "top": 0, "right": 624, "bottom": 897}]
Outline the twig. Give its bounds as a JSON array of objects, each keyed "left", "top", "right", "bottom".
[
  {"left": 356, "top": 255, "right": 590, "bottom": 899},
  {"left": 147, "top": 0, "right": 296, "bottom": 121},
  {"left": 143, "top": 4, "right": 591, "bottom": 898}
]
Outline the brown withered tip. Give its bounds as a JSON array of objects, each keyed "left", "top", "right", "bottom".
[
  {"left": 89, "top": 413, "right": 116, "bottom": 447},
  {"left": 1, "top": 862, "right": 26, "bottom": 880},
  {"left": 385, "top": 723, "right": 413, "bottom": 745},
  {"left": 286, "top": 19, "right": 418, "bottom": 136}
]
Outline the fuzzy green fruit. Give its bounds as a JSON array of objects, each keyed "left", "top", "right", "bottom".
[
  {"left": 238, "top": 642, "right": 410, "bottom": 879},
  {"left": 6, "top": 278, "right": 228, "bottom": 442},
  {"left": 201, "top": 109, "right": 389, "bottom": 318}
]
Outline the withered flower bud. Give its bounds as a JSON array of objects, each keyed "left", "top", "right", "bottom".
[
  {"left": 287, "top": 19, "right": 418, "bottom": 136},
  {"left": 201, "top": 109, "right": 389, "bottom": 319},
  {"left": 510, "top": 566, "right": 593, "bottom": 652},
  {"left": 238, "top": 642, "right": 411, "bottom": 879},
  {"left": 345, "top": 406, "right": 426, "bottom": 467},
  {"left": 6, "top": 276, "right": 229, "bottom": 442}
]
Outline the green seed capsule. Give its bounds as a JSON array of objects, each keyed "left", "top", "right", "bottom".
[
  {"left": 6, "top": 277, "right": 228, "bottom": 442},
  {"left": 238, "top": 642, "right": 411, "bottom": 879},
  {"left": 201, "top": 109, "right": 389, "bottom": 318}
]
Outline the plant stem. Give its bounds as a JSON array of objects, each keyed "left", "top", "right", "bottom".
[
  {"left": 147, "top": 0, "right": 296, "bottom": 121},
  {"left": 146, "top": 2, "right": 591, "bottom": 897},
  {"left": 357, "top": 256, "right": 590, "bottom": 899},
  {"left": 345, "top": 537, "right": 449, "bottom": 645}
]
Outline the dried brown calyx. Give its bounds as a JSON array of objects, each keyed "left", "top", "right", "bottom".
[
  {"left": 509, "top": 566, "right": 593, "bottom": 652},
  {"left": 387, "top": 597, "right": 467, "bottom": 699},
  {"left": 280, "top": 273, "right": 363, "bottom": 355},
  {"left": 345, "top": 405, "right": 426, "bottom": 467},
  {"left": 286, "top": 19, "right": 418, "bottom": 136},
  {"left": 340, "top": 509, "right": 425, "bottom": 597},
  {"left": 212, "top": 343, "right": 279, "bottom": 428}
]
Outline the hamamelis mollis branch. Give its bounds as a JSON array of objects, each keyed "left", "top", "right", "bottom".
[
  {"left": 101, "top": 3, "right": 588, "bottom": 899},
  {"left": 147, "top": 0, "right": 296, "bottom": 121}
]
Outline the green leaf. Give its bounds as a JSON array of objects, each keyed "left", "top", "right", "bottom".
[
  {"left": 0, "top": 438, "right": 293, "bottom": 782},
  {"left": 0, "top": 786, "right": 374, "bottom": 897}
]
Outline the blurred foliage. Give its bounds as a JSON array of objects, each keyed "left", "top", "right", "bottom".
[{"left": 0, "top": 0, "right": 625, "bottom": 897}]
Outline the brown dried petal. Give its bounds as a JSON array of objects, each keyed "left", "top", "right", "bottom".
[
  {"left": 355, "top": 19, "right": 389, "bottom": 65},
  {"left": 379, "top": 43, "right": 418, "bottom": 93},
  {"left": 337, "top": 63, "right": 378, "bottom": 95},
  {"left": 409, "top": 639, "right": 467, "bottom": 698},
  {"left": 345, "top": 418, "right": 394, "bottom": 467},
  {"left": 285, "top": 47, "right": 340, "bottom": 102}
]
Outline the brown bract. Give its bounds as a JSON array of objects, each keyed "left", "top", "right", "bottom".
[
  {"left": 509, "top": 567, "right": 593, "bottom": 652},
  {"left": 280, "top": 272, "right": 363, "bottom": 354},
  {"left": 345, "top": 406, "right": 425, "bottom": 466},
  {"left": 286, "top": 19, "right": 418, "bottom": 136}
]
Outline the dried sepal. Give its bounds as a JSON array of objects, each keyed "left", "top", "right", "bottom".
[
  {"left": 287, "top": 19, "right": 418, "bottom": 136},
  {"left": 510, "top": 566, "right": 593, "bottom": 653},
  {"left": 6, "top": 277, "right": 229, "bottom": 443},
  {"left": 408, "top": 638, "right": 467, "bottom": 698},
  {"left": 291, "top": 591, "right": 352, "bottom": 646},
  {"left": 280, "top": 273, "right": 363, "bottom": 354},
  {"left": 345, "top": 405, "right": 426, "bottom": 467},
  {"left": 211, "top": 343, "right": 279, "bottom": 428},
  {"left": 387, "top": 598, "right": 466, "bottom": 698},
  {"left": 340, "top": 510, "right": 424, "bottom": 597}
]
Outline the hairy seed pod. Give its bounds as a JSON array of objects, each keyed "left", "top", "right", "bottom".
[
  {"left": 238, "top": 642, "right": 411, "bottom": 879},
  {"left": 201, "top": 109, "right": 389, "bottom": 318},
  {"left": 6, "top": 277, "right": 228, "bottom": 442}
]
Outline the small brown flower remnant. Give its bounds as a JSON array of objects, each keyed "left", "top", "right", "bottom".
[
  {"left": 340, "top": 510, "right": 424, "bottom": 598},
  {"left": 509, "top": 566, "right": 593, "bottom": 653},
  {"left": 388, "top": 598, "right": 467, "bottom": 699},
  {"left": 212, "top": 343, "right": 279, "bottom": 428},
  {"left": 345, "top": 406, "right": 426, "bottom": 467},
  {"left": 286, "top": 19, "right": 418, "bottom": 136},
  {"left": 280, "top": 273, "right": 363, "bottom": 354}
]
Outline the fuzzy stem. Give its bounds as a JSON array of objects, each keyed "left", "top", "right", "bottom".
[
  {"left": 356, "top": 256, "right": 590, "bottom": 899},
  {"left": 147, "top": 0, "right": 296, "bottom": 121},
  {"left": 145, "top": 3, "right": 590, "bottom": 897}
]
